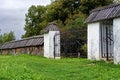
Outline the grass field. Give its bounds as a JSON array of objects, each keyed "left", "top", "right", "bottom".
[{"left": 0, "top": 54, "right": 120, "bottom": 80}]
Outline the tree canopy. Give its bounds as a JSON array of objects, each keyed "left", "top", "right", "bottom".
[
  {"left": 22, "top": 0, "right": 113, "bottom": 56},
  {"left": 23, "top": 0, "right": 113, "bottom": 38},
  {"left": 0, "top": 31, "right": 16, "bottom": 44},
  {"left": 22, "top": 5, "right": 46, "bottom": 38}
]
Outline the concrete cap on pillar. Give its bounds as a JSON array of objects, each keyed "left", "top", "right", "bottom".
[{"left": 44, "top": 22, "right": 59, "bottom": 33}]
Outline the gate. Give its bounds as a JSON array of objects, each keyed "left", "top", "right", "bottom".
[
  {"left": 101, "top": 20, "right": 114, "bottom": 60},
  {"left": 60, "top": 29, "right": 87, "bottom": 57}
]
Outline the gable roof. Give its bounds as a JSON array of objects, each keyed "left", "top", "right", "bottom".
[
  {"left": 86, "top": 3, "right": 120, "bottom": 23},
  {"left": 0, "top": 35, "right": 44, "bottom": 50}
]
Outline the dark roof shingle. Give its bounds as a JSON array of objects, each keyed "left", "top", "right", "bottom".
[
  {"left": 86, "top": 3, "right": 120, "bottom": 23},
  {"left": 0, "top": 35, "right": 44, "bottom": 50}
]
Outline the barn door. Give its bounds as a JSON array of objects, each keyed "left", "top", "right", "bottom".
[{"left": 101, "top": 20, "right": 114, "bottom": 60}]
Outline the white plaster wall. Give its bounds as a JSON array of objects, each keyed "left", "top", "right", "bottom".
[
  {"left": 44, "top": 31, "right": 60, "bottom": 59},
  {"left": 49, "top": 31, "right": 56, "bottom": 58},
  {"left": 113, "top": 17, "right": 120, "bottom": 64},
  {"left": 44, "top": 33, "right": 49, "bottom": 58},
  {"left": 49, "top": 31, "right": 60, "bottom": 58},
  {"left": 87, "top": 22, "right": 101, "bottom": 60}
]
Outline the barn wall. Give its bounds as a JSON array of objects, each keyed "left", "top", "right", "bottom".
[
  {"left": 12, "top": 49, "right": 16, "bottom": 54},
  {"left": 31, "top": 46, "right": 43, "bottom": 55},
  {"left": 2, "top": 50, "right": 8, "bottom": 55},
  {"left": 0, "top": 46, "right": 44, "bottom": 56},
  {"left": 21, "top": 48, "right": 27, "bottom": 53},
  {"left": 32, "top": 47, "right": 37, "bottom": 55},
  {"left": 15, "top": 48, "right": 22, "bottom": 54},
  {"left": 87, "top": 22, "right": 101, "bottom": 60},
  {"left": 25, "top": 46, "right": 44, "bottom": 55},
  {"left": 113, "top": 17, "right": 120, "bottom": 64},
  {"left": 38, "top": 46, "right": 44, "bottom": 56},
  {"left": 41, "top": 46, "right": 44, "bottom": 55}
]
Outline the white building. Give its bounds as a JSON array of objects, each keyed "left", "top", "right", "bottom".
[
  {"left": 44, "top": 23, "right": 60, "bottom": 59},
  {"left": 86, "top": 3, "right": 120, "bottom": 64}
]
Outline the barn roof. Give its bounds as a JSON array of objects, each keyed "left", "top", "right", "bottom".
[
  {"left": 44, "top": 22, "right": 59, "bottom": 33},
  {"left": 0, "top": 35, "right": 44, "bottom": 50},
  {"left": 86, "top": 3, "right": 120, "bottom": 23}
]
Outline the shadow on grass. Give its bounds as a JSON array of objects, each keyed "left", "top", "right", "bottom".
[
  {"left": 90, "top": 60, "right": 120, "bottom": 69},
  {"left": 0, "top": 77, "right": 9, "bottom": 80}
]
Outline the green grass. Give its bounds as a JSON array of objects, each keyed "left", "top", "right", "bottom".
[{"left": 0, "top": 54, "right": 119, "bottom": 80}]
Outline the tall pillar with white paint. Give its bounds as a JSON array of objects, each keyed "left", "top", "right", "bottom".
[
  {"left": 87, "top": 22, "right": 101, "bottom": 60},
  {"left": 44, "top": 23, "right": 60, "bottom": 59},
  {"left": 113, "top": 17, "right": 120, "bottom": 64}
]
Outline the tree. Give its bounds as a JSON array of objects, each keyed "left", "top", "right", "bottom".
[
  {"left": 79, "top": 0, "right": 113, "bottom": 15},
  {"left": 23, "top": 0, "right": 113, "bottom": 38},
  {"left": 0, "top": 35, "right": 3, "bottom": 44},
  {"left": 45, "top": 0, "right": 82, "bottom": 24},
  {"left": 22, "top": 5, "right": 46, "bottom": 38},
  {"left": 45, "top": 1, "right": 68, "bottom": 24},
  {"left": 0, "top": 31, "right": 15, "bottom": 44}
]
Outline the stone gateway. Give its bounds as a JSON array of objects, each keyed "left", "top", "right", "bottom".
[{"left": 86, "top": 3, "right": 120, "bottom": 64}]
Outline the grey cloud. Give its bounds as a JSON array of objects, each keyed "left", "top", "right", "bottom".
[{"left": 0, "top": 0, "right": 51, "bottom": 39}]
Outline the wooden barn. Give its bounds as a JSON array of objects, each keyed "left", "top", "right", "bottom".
[
  {"left": 0, "top": 22, "right": 61, "bottom": 59},
  {"left": 0, "top": 35, "right": 44, "bottom": 55}
]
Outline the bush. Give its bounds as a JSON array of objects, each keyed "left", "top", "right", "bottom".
[{"left": 80, "top": 44, "right": 87, "bottom": 57}]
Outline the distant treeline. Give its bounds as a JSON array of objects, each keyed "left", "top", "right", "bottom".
[{"left": 0, "top": 31, "right": 15, "bottom": 44}]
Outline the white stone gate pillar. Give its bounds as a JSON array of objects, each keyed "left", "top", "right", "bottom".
[
  {"left": 113, "top": 17, "right": 120, "bottom": 64},
  {"left": 87, "top": 22, "right": 101, "bottom": 60},
  {"left": 44, "top": 23, "right": 60, "bottom": 59}
]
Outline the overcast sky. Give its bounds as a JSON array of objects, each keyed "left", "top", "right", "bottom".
[{"left": 0, "top": 0, "right": 51, "bottom": 39}]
